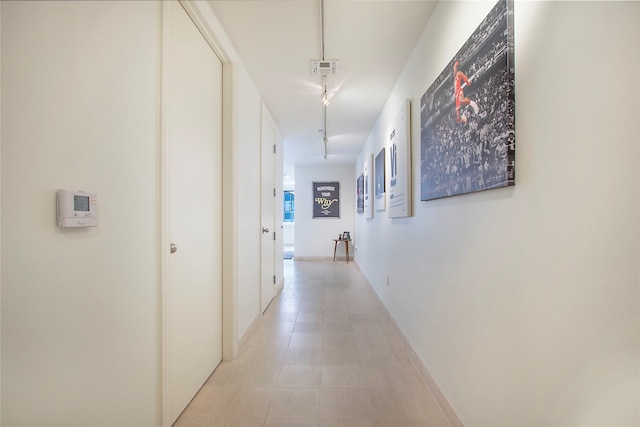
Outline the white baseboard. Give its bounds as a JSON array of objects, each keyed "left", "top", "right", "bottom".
[
  {"left": 386, "top": 313, "right": 464, "bottom": 427},
  {"left": 294, "top": 256, "right": 353, "bottom": 262}
]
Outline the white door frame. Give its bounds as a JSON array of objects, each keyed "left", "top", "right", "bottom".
[
  {"left": 160, "top": 2, "right": 238, "bottom": 425},
  {"left": 260, "top": 103, "right": 276, "bottom": 313}
]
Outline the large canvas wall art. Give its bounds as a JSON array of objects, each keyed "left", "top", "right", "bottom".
[
  {"left": 420, "top": 0, "right": 515, "bottom": 201},
  {"left": 388, "top": 100, "right": 411, "bottom": 218}
]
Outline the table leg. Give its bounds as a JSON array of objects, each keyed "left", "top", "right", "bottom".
[
  {"left": 333, "top": 240, "right": 338, "bottom": 262},
  {"left": 346, "top": 241, "right": 349, "bottom": 263}
]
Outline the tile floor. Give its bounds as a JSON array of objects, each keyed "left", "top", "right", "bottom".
[{"left": 174, "top": 260, "right": 451, "bottom": 427}]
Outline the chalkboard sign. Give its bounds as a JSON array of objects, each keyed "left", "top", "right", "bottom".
[{"left": 313, "top": 181, "right": 340, "bottom": 218}]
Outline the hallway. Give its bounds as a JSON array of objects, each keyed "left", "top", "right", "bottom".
[{"left": 175, "top": 260, "right": 451, "bottom": 426}]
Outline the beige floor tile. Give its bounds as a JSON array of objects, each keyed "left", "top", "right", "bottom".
[
  {"left": 178, "top": 385, "right": 227, "bottom": 418},
  {"left": 284, "top": 346, "right": 323, "bottom": 365},
  {"left": 356, "top": 346, "right": 398, "bottom": 366},
  {"left": 322, "top": 331, "right": 356, "bottom": 347},
  {"left": 324, "top": 301, "right": 348, "bottom": 312},
  {"left": 229, "top": 363, "right": 282, "bottom": 387},
  {"left": 290, "top": 333, "right": 323, "bottom": 347},
  {"left": 304, "top": 296, "right": 325, "bottom": 306},
  {"left": 361, "top": 364, "right": 413, "bottom": 389},
  {"left": 173, "top": 413, "right": 210, "bottom": 426},
  {"left": 320, "top": 366, "right": 365, "bottom": 388},
  {"left": 203, "top": 386, "right": 275, "bottom": 420},
  {"left": 322, "top": 312, "right": 351, "bottom": 323},
  {"left": 300, "top": 303, "right": 324, "bottom": 313},
  {"left": 390, "top": 343, "right": 414, "bottom": 366},
  {"left": 207, "top": 418, "right": 266, "bottom": 427},
  {"left": 278, "top": 365, "right": 322, "bottom": 387},
  {"left": 241, "top": 346, "right": 288, "bottom": 366},
  {"left": 276, "top": 302, "right": 301, "bottom": 314},
  {"left": 320, "top": 346, "right": 360, "bottom": 366},
  {"left": 323, "top": 322, "right": 353, "bottom": 332},
  {"left": 354, "top": 331, "right": 390, "bottom": 348},
  {"left": 348, "top": 313, "right": 379, "bottom": 323},
  {"left": 173, "top": 260, "right": 453, "bottom": 427},
  {"left": 367, "top": 387, "right": 426, "bottom": 422},
  {"left": 265, "top": 419, "right": 320, "bottom": 427},
  {"left": 319, "top": 420, "right": 374, "bottom": 427},
  {"left": 372, "top": 421, "right": 434, "bottom": 427},
  {"left": 268, "top": 388, "right": 320, "bottom": 419},
  {"left": 407, "top": 377, "right": 452, "bottom": 427},
  {"left": 246, "top": 332, "right": 292, "bottom": 347},
  {"left": 294, "top": 322, "right": 322, "bottom": 334},
  {"left": 207, "top": 361, "right": 239, "bottom": 387},
  {"left": 263, "top": 312, "right": 299, "bottom": 322},
  {"left": 297, "top": 313, "right": 324, "bottom": 323},
  {"left": 260, "top": 321, "right": 296, "bottom": 335},
  {"left": 318, "top": 388, "right": 374, "bottom": 420}
]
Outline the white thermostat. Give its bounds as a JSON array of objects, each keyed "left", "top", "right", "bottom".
[{"left": 57, "top": 190, "right": 97, "bottom": 228}]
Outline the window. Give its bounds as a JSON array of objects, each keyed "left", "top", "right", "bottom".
[{"left": 283, "top": 191, "right": 294, "bottom": 223}]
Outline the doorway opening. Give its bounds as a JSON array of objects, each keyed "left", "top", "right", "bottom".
[{"left": 283, "top": 190, "right": 294, "bottom": 259}]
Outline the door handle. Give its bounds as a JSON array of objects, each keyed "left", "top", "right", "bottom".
[
  {"left": 170, "top": 243, "right": 177, "bottom": 254},
  {"left": 262, "top": 227, "right": 270, "bottom": 234}
]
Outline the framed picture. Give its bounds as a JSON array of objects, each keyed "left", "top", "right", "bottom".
[
  {"left": 388, "top": 99, "right": 411, "bottom": 218},
  {"left": 363, "top": 154, "right": 373, "bottom": 218},
  {"left": 420, "top": 0, "right": 515, "bottom": 201},
  {"left": 313, "top": 181, "right": 340, "bottom": 218},
  {"left": 374, "top": 147, "right": 386, "bottom": 211},
  {"left": 356, "top": 173, "right": 364, "bottom": 214}
]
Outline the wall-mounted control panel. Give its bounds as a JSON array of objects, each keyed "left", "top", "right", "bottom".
[{"left": 57, "top": 190, "right": 97, "bottom": 228}]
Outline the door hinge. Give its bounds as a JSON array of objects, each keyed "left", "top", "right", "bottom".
[
  {"left": 273, "top": 275, "right": 276, "bottom": 284},
  {"left": 273, "top": 187, "right": 276, "bottom": 197},
  {"left": 273, "top": 144, "right": 276, "bottom": 154},
  {"left": 273, "top": 231, "right": 276, "bottom": 241}
]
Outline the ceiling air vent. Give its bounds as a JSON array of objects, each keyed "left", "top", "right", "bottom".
[{"left": 310, "top": 60, "right": 339, "bottom": 76}]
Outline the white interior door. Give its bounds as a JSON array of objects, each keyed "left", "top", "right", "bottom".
[
  {"left": 260, "top": 107, "right": 276, "bottom": 313},
  {"left": 164, "top": 1, "right": 223, "bottom": 424}
]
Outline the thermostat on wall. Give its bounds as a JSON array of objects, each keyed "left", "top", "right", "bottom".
[{"left": 57, "top": 190, "right": 97, "bottom": 228}]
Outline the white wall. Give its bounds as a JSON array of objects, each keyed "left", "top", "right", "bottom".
[
  {"left": 295, "top": 165, "right": 355, "bottom": 260},
  {"left": 0, "top": 3, "right": 3, "bottom": 422},
  {"left": 274, "top": 128, "right": 284, "bottom": 288},
  {"left": 0, "top": 0, "right": 279, "bottom": 424},
  {"left": 355, "top": 1, "right": 640, "bottom": 426},
  {"left": 283, "top": 223, "right": 294, "bottom": 247},
  {"left": 1, "top": 1, "right": 161, "bottom": 425}
]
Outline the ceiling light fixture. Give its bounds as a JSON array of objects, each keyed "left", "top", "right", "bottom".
[
  {"left": 311, "top": 0, "right": 338, "bottom": 160},
  {"left": 320, "top": 0, "right": 328, "bottom": 160}
]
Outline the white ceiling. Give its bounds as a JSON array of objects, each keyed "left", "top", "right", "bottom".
[{"left": 208, "top": 0, "right": 438, "bottom": 185}]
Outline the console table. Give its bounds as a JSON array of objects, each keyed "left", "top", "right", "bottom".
[{"left": 332, "top": 239, "right": 350, "bottom": 263}]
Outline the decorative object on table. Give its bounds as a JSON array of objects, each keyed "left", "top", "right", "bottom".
[
  {"left": 313, "top": 181, "right": 340, "bottom": 218},
  {"left": 420, "top": 0, "right": 515, "bottom": 201},
  {"left": 374, "top": 147, "right": 386, "bottom": 211},
  {"left": 342, "top": 231, "right": 350, "bottom": 241},
  {"left": 388, "top": 99, "right": 412, "bottom": 218}
]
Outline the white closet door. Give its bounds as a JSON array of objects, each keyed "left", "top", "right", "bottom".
[{"left": 163, "top": 1, "right": 223, "bottom": 424}]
